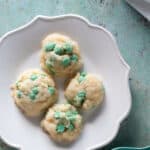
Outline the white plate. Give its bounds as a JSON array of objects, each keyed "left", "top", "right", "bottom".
[
  {"left": 0, "top": 15, "right": 131, "bottom": 150},
  {"left": 126, "top": 0, "right": 150, "bottom": 21}
]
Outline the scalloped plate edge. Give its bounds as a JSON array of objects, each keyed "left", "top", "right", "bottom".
[{"left": 0, "top": 14, "right": 132, "bottom": 150}]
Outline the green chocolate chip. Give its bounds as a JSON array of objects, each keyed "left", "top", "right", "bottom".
[
  {"left": 29, "top": 92, "right": 36, "bottom": 100},
  {"left": 54, "top": 112, "right": 61, "bottom": 119},
  {"left": 32, "top": 87, "right": 39, "bottom": 95},
  {"left": 46, "top": 60, "right": 53, "bottom": 68},
  {"left": 59, "top": 118, "right": 69, "bottom": 126},
  {"left": 44, "top": 42, "right": 56, "bottom": 52},
  {"left": 46, "top": 56, "right": 56, "bottom": 68},
  {"left": 66, "top": 110, "right": 78, "bottom": 117},
  {"left": 74, "top": 96, "right": 83, "bottom": 106},
  {"left": 54, "top": 45, "right": 64, "bottom": 55},
  {"left": 66, "top": 111, "right": 78, "bottom": 121},
  {"left": 71, "top": 111, "right": 78, "bottom": 115},
  {"left": 48, "top": 86, "right": 55, "bottom": 95},
  {"left": 30, "top": 74, "right": 38, "bottom": 81},
  {"left": 77, "top": 91, "right": 86, "bottom": 98},
  {"left": 71, "top": 54, "right": 78, "bottom": 63},
  {"left": 78, "top": 76, "right": 85, "bottom": 83},
  {"left": 74, "top": 91, "right": 86, "bottom": 106},
  {"left": 78, "top": 72, "right": 87, "bottom": 83},
  {"left": 66, "top": 111, "right": 73, "bottom": 118},
  {"left": 46, "top": 59, "right": 56, "bottom": 75},
  {"left": 80, "top": 72, "right": 86, "bottom": 77},
  {"left": 56, "top": 124, "right": 65, "bottom": 133},
  {"left": 68, "top": 122, "right": 74, "bottom": 131},
  {"left": 62, "top": 57, "right": 71, "bottom": 67},
  {"left": 63, "top": 42, "right": 73, "bottom": 54},
  {"left": 17, "top": 90, "right": 22, "bottom": 98}
]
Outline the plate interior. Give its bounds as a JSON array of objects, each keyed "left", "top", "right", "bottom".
[{"left": 0, "top": 17, "right": 130, "bottom": 150}]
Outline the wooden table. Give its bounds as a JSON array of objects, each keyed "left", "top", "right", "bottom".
[{"left": 0, "top": 0, "right": 149, "bottom": 149}]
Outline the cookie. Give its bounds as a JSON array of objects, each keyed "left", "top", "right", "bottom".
[
  {"left": 41, "top": 104, "right": 83, "bottom": 143},
  {"left": 40, "top": 33, "right": 83, "bottom": 77},
  {"left": 10, "top": 69, "right": 58, "bottom": 117},
  {"left": 65, "top": 72, "right": 105, "bottom": 110}
]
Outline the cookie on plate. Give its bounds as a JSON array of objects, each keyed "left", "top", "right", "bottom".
[
  {"left": 65, "top": 72, "right": 105, "bottom": 110},
  {"left": 41, "top": 104, "right": 83, "bottom": 143},
  {"left": 40, "top": 33, "right": 83, "bottom": 77},
  {"left": 10, "top": 69, "right": 58, "bottom": 117}
]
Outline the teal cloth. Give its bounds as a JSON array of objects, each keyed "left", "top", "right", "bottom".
[
  {"left": 112, "top": 146, "right": 150, "bottom": 150},
  {"left": 0, "top": 0, "right": 149, "bottom": 150}
]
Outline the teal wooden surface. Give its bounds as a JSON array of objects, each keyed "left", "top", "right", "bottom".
[{"left": 0, "top": 0, "right": 150, "bottom": 149}]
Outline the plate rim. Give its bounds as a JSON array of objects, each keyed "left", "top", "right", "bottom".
[{"left": 0, "top": 14, "right": 132, "bottom": 150}]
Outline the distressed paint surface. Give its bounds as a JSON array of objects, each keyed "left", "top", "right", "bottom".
[{"left": 0, "top": 0, "right": 150, "bottom": 149}]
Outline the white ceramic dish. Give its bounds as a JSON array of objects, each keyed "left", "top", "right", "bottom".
[
  {"left": 0, "top": 15, "right": 131, "bottom": 150},
  {"left": 126, "top": 0, "right": 150, "bottom": 21}
]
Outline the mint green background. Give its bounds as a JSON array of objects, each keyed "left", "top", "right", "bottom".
[{"left": 0, "top": 0, "right": 150, "bottom": 150}]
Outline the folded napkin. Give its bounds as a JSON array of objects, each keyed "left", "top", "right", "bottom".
[{"left": 126, "top": 0, "right": 150, "bottom": 21}]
